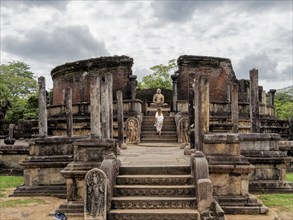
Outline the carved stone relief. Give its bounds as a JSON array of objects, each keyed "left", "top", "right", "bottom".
[
  {"left": 125, "top": 117, "right": 140, "bottom": 144},
  {"left": 84, "top": 168, "right": 107, "bottom": 220},
  {"left": 178, "top": 117, "right": 189, "bottom": 144}
]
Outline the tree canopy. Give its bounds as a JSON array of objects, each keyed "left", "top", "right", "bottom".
[
  {"left": 138, "top": 59, "right": 177, "bottom": 90},
  {"left": 0, "top": 61, "right": 38, "bottom": 134},
  {"left": 274, "top": 91, "right": 293, "bottom": 120}
]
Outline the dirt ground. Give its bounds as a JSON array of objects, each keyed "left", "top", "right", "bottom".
[{"left": 0, "top": 188, "right": 292, "bottom": 220}]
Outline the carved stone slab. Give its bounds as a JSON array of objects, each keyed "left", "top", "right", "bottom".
[
  {"left": 85, "top": 168, "right": 107, "bottom": 220},
  {"left": 125, "top": 117, "right": 140, "bottom": 144}
]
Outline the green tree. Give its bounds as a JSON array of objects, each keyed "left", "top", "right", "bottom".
[
  {"left": 0, "top": 61, "right": 38, "bottom": 134},
  {"left": 138, "top": 59, "right": 177, "bottom": 90},
  {"left": 274, "top": 92, "right": 293, "bottom": 120}
]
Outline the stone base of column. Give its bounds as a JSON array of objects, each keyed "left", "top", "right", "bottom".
[
  {"left": 57, "top": 138, "right": 117, "bottom": 217},
  {"left": 203, "top": 133, "right": 269, "bottom": 215},
  {"left": 11, "top": 137, "right": 81, "bottom": 198},
  {"left": 240, "top": 133, "right": 293, "bottom": 193}
]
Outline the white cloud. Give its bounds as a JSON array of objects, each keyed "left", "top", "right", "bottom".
[{"left": 1, "top": 0, "right": 292, "bottom": 91}]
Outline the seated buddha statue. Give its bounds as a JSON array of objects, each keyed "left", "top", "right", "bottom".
[{"left": 150, "top": 88, "right": 168, "bottom": 108}]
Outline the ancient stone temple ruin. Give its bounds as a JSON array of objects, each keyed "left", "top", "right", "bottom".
[{"left": 1, "top": 55, "right": 292, "bottom": 220}]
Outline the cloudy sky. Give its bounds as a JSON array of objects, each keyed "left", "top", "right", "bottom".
[{"left": 1, "top": 0, "right": 292, "bottom": 91}]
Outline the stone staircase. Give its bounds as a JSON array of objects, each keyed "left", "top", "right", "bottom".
[
  {"left": 140, "top": 115, "right": 178, "bottom": 143},
  {"left": 108, "top": 166, "right": 199, "bottom": 220}
]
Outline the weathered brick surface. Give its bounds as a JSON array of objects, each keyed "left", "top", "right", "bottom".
[
  {"left": 177, "top": 55, "right": 237, "bottom": 101},
  {"left": 51, "top": 56, "right": 133, "bottom": 105}
]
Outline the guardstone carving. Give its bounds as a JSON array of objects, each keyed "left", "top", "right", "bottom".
[
  {"left": 85, "top": 168, "right": 107, "bottom": 220},
  {"left": 178, "top": 117, "right": 189, "bottom": 144},
  {"left": 125, "top": 117, "right": 140, "bottom": 144}
]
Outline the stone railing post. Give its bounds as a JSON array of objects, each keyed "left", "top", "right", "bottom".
[
  {"left": 64, "top": 87, "right": 73, "bottom": 137},
  {"left": 190, "top": 151, "right": 224, "bottom": 219},
  {"left": 101, "top": 73, "right": 113, "bottom": 139},
  {"left": 90, "top": 75, "right": 101, "bottom": 138},
  {"left": 4, "top": 124, "right": 16, "bottom": 145},
  {"left": 249, "top": 69, "right": 260, "bottom": 133},
  {"left": 193, "top": 78, "right": 199, "bottom": 150},
  {"left": 38, "top": 76, "right": 47, "bottom": 138},
  {"left": 129, "top": 75, "right": 137, "bottom": 113},
  {"left": 171, "top": 73, "right": 179, "bottom": 112},
  {"left": 231, "top": 83, "right": 239, "bottom": 133},
  {"left": 268, "top": 89, "right": 276, "bottom": 107},
  {"left": 116, "top": 90, "right": 124, "bottom": 148}
]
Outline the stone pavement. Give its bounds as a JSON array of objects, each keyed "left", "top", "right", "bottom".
[{"left": 118, "top": 142, "right": 190, "bottom": 166}]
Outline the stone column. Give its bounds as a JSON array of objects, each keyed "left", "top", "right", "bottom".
[
  {"left": 262, "top": 91, "right": 266, "bottom": 105},
  {"left": 199, "top": 75, "right": 209, "bottom": 151},
  {"left": 8, "top": 124, "right": 15, "bottom": 140},
  {"left": 249, "top": 69, "right": 260, "bottom": 133},
  {"left": 129, "top": 75, "right": 137, "bottom": 112},
  {"left": 262, "top": 90, "right": 267, "bottom": 115},
  {"left": 90, "top": 75, "right": 101, "bottom": 138},
  {"left": 101, "top": 73, "right": 113, "bottom": 139},
  {"left": 189, "top": 74, "right": 196, "bottom": 149},
  {"left": 268, "top": 89, "right": 276, "bottom": 106},
  {"left": 171, "top": 74, "right": 179, "bottom": 112},
  {"left": 38, "top": 76, "right": 47, "bottom": 138},
  {"left": 65, "top": 87, "right": 73, "bottom": 137},
  {"left": 258, "top": 86, "right": 263, "bottom": 103},
  {"left": 227, "top": 84, "right": 231, "bottom": 102},
  {"left": 193, "top": 78, "right": 200, "bottom": 150},
  {"left": 231, "top": 83, "right": 239, "bottom": 133},
  {"left": 4, "top": 124, "right": 16, "bottom": 144},
  {"left": 116, "top": 90, "right": 124, "bottom": 148}
]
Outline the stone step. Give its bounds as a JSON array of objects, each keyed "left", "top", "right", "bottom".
[
  {"left": 142, "top": 122, "right": 176, "bottom": 126},
  {"left": 143, "top": 116, "right": 174, "bottom": 119},
  {"left": 143, "top": 118, "right": 175, "bottom": 122},
  {"left": 119, "top": 166, "right": 191, "bottom": 175},
  {"left": 141, "top": 126, "right": 176, "bottom": 131},
  {"left": 141, "top": 131, "right": 177, "bottom": 135},
  {"left": 116, "top": 175, "right": 194, "bottom": 185},
  {"left": 140, "top": 137, "right": 178, "bottom": 142},
  {"left": 111, "top": 197, "right": 197, "bottom": 209},
  {"left": 140, "top": 134, "right": 177, "bottom": 139},
  {"left": 114, "top": 185, "right": 195, "bottom": 197},
  {"left": 108, "top": 209, "right": 199, "bottom": 220},
  {"left": 11, "top": 185, "right": 66, "bottom": 198}
]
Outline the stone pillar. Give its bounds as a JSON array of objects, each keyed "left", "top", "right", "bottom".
[
  {"left": 258, "top": 86, "right": 263, "bottom": 102},
  {"left": 64, "top": 87, "right": 73, "bottom": 137},
  {"left": 227, "top": 84, "right": 231, "bottom": 102},
  {"left": 116, "top": 90, "right": 124, "bottom": 148},
  {"left": 101, "top": 73, "right": 113, "bottom": 139},
  {"left": 90, "top": 75, "right": 101, "bottom": 138},
  {"left": 268, "top": 89, "right": 276, "bottom": 106},
  {"left": 249, "top": 69, "right": 260, "bottom": 133},
  {"left": 129, "top": 75, "right": 137, "bottom": 112},
  {"left": 262, "top": 90, "right": 267, "bottom": 115},
  {"left": 4, "top": 124, "right": 16, "bottom": 144},
  {"left": 38, "top": 76, "right": 47, "bottom": 138},
  {"left": 199, "top": 75, "right": 209, "bottom": 151},
  {"left": 231, "top": 83, "right": 239, "bottom": 133},
  {"left": 193, "top": 78, "right": 200, "bottom": 150},
  {"left": 189, "top": 75, "right": 196, "bottom": 149},
  {"left": 262, "top": 91, "right": 266, "bottom": 105},
  {"left": 171, "top": 74, "right": 179, "bottom": 112}
]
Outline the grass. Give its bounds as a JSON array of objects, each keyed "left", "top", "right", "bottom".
[
  {"left": 257, "top": 194, "right": 293, "bottom": 212},
  {"left": 0, "top": 198, "right": 47, "bottom": 207},
  {"left": 0, "top": 176, "right": 23, "bottom": 198},
  {"left": 0, "top": 176, "right": 47, "bottom": 208},
  {"left": 286, "top": 172, "right": 293, "bottom": 182}
]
